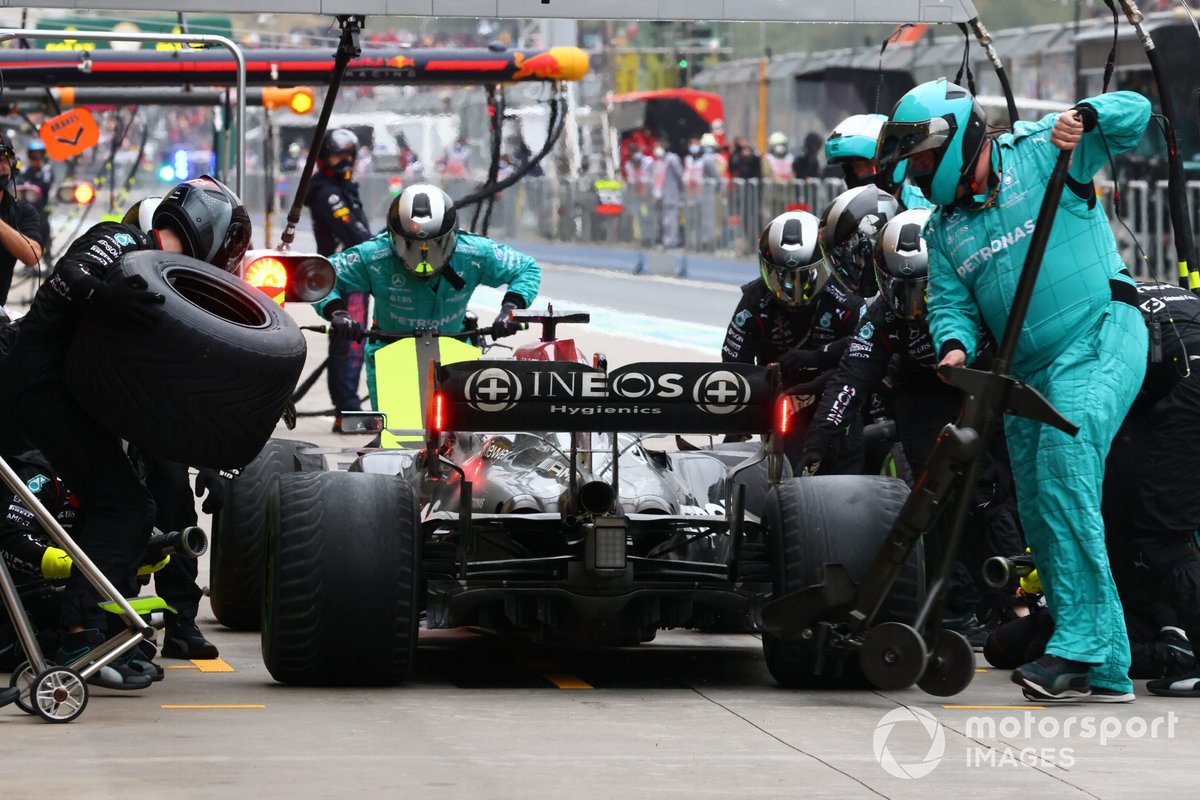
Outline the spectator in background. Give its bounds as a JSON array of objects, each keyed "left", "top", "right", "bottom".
[
  {"left": 728, "top": 137, "right": 762, "bottom": 180},
  {"left": 623, "top": 144, "right": 657, "bottom": 248},
  {"left": 792, "top": 132, "right": 825, "bottom": 179},
  {"left": 654, "top": 143, "right": 684, "bottom": 249},
  {"left": 437, "top": 135, "right": 472, "bottom": 201}
]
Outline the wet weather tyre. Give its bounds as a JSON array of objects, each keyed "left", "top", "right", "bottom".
[
  {"left": 762, "top": 475, "right": 924, "bottom": 689},
  {"left": 209, "top": 438, "right": 317, "bottom": 631},
  {"left": 66, "top": 251, "right": 307, "bottom": 470},
  {"left": 263, "top": 471, "right": 421, "bottom": 686}
]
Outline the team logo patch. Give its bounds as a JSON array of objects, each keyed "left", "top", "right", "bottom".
[
  {"left": 859, "top": 322, "right": 875, "bottom": 340},
  {"left": 734, "top": 310, "right": 752, "bottom": 327},
  {"left": 819, "top": 312, "right": 833, "bottom": 328},
  {"left": 26, "top": 474, "right": 49, "bottom": 493},
  {"left": 114, "top": 233, "right": 135, "bottom": 247}
]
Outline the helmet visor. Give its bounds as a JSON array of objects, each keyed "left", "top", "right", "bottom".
[
  {"left": 760, "top": 256, "right": 829, "bottom": 307},
  {"left": 821, "top": 236, "right": 875, "bottom": 295},
  {"left": 392, "top": 230, "right": 457, "bottom": 279},
  {"left": 879, "top": 273, "right": 928, "bottom": 320},
  {"left": 876, "top": 118, "right": 952, "bottom": 175}
]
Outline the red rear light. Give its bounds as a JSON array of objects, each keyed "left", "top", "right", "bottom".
[
  {"left": 245, "top": 257, "right": 288, "bottom": 289},
  {"left": 433, "top": 392, "right": 445, "bottom": 433},
  {"left": 775, "top": 396, "right": 791, "bottom": 437}
]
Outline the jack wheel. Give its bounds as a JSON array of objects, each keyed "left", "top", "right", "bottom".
[
  {"left": 917, "top": 630, "right": 977, "bottom": 697},
  {"left": 32, "top": 667, "right": 88, "bottom": 724},
  {"left": 8, "top": 660, "right": 46, "bottom": 716},
  {"left": 860, "top": 622, "right": 928, "bottom": 691}
]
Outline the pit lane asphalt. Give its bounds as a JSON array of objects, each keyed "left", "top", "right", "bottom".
[{"left": 3, "top": 236, "right": 1197, "bottom": 798}]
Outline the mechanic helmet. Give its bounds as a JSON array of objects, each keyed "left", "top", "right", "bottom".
[
  {"left": 819, "top": 185, "right": 899, "bottom": 297},
  {"left": 758, "top": 210, "right": 830, "bottom": 308},
  {"left": 122, "top": 195, "right": 163, "bottom": 233},
  {"left": 387, "top": 183, "right": 458, "bottom": 280},
  {"left": 825, "top": 113, "right": 903, "bottom": 190},
  {"left": 152, "top": 175, "right": 251, "bottom": 273},
  {"left": 318, "top": 128, "right": 359, "bottom": 180},
  {"left": 0, "top": 132, "right": 17, "bottom": 180},
  {"left": 767, "top": 131, "right": 789, "bottom": 156},
  {"left": 875, "top": 208, "right": 933, "bottom": 321},
  {"left": 876, "top": 78, "right": 988, "bottom": 206}
]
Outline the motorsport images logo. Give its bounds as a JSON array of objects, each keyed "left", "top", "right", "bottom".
[{"left": 872, "top": 707, "right": 945, "bottom": 779}]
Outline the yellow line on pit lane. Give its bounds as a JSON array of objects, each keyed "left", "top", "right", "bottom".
[
  {"left": 160, "top": 704, "right": 265, "bottom": 709},
  {"left": 544, "top": 673, "right": 593, "bottom": 689},
  {"left": 191, "top": 658, "right": 235, "bottom": 673},
  {"left": 942, "top": 705, "right": 1047, "bottom": 710},
  {"left": 166, "top": 664, "right": 199, "bottom": 670}
]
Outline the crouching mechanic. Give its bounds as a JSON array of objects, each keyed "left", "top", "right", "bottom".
[
  {"left": 800, "top": 209, "right": 1023, "bottom": 642},
  {"left": 313, "top": 183, "right": 541, "bottom": 409},
  {"left": 721, "top": 210, "right": 866, "bottom": 472},
  {"left": 878, "top": 80, "right": 1151, "bottom": 702},
  {"left": 0, "top": 175, "right": 251, "bottom": 682}
]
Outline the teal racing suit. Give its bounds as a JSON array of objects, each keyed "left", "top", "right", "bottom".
[
  {"left": 314, "top": 231, "right": 541, "bottom": 408},
  {"left": 899, "top": 182, "right": 934, "bottom": 211},
  {"left": 926, "top": 91, "right": 1151, "bottom": 692}
]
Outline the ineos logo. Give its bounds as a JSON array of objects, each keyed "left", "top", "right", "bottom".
[
  {"left": 610, "top": 371, "right": 656, "bottom": 399},
  {"left": 693, "top": 370, "right": 752, "bottom": 415},
  {"left": 465, "top": 367, "right": 523, "bottom": 412}
]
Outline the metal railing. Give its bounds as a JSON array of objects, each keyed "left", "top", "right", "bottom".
[{"left": 237, "top": 170, "right": 1200, "bottom": 281}]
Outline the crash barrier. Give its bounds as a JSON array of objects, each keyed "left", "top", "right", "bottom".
[{"left": 241, "top": 171, "right": 1195, "bottom": 282}]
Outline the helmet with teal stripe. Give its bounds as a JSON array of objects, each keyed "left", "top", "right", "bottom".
[{"left": 877, "top": 79, "right": 988, "bottom": 206}]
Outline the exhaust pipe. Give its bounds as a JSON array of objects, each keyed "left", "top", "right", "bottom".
[{"left": 576, "top": 480, "right": 616, "bottom": 516}]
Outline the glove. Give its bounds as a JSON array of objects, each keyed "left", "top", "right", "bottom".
[
  {"left": 137, "top": 554, "right": 170, "bottom": 577},
  {"left": 40, "top": 546, "right": 72, "bottom": 579},
  {"left": 794, "top": 426, "right": 833, "bottom": 477},
  {"left": 83, "top": 275, "right": 165, "bottom": 330},
  {"left": 329, "top": 310, "right": 363, "bottom": 342},
  {"left": 194, "top": 468, "right": 227, "bottom": 515},
  {"left": 1072, "top": 102, "right": 1098, "bottom": 132},
  {"left": 778, "top": 346, "right": 825, "bottom": 374},
  {"left": 491, "top": 302, "right": 521, "bottom": 339}
]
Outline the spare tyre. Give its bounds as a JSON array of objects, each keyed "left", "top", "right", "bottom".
[{"left": 65, "top": 251, "right": 306, "bottom": 469}]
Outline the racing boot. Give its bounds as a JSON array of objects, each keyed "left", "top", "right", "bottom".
[
  {"left": 161, "top": 618, "right": 219, "bottom": 660},
  {"left": 55, "top": 629, "right": 153, "bottom": 691},
  {"left": 1012, "top": 654, "right": 1091, "bottom": 702},
  {"left": 942, "top": 611, "right": 992, "bottom": 651},
  {"left": 0, "top": 686, "right": 19, "bottom": 708},
  {"left": 1147, "top": 628, "right": 1200, "bottom": 697},
  {"left": 124, "top": 642, "right": 165, "bottom": 682}
]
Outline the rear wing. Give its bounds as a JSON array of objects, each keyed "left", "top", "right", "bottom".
[{"left": 432, "top": 360, "right": 780, "bottom": 436}]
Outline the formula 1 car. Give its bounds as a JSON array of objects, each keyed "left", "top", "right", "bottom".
[{"left": 217, "top": 309, "right": 922, "bottom": 687}]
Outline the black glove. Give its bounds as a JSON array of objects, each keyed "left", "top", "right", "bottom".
[
  {"left": 194, "top": 468, "right": 227, "bottom": 515},
  {"left": 491, "top": 302, "right": 521, "bottom": 339},
  {"left": 83, "top": 275, "right": 165, "bottom": 331},
  {"left": 778, "top": 346, "right": 825, "bottom": 373},
  {"left": 1073, "top": 102, "right": 1098, "bottom": 132},
  {"left": 329, "top": 310, "right": 363, "bottom": 342},
  {"left": 794, "top": 426, "right": 834, "bottom": 477}
]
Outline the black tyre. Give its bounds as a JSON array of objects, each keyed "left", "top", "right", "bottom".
[
  {"left": 66, "top": 251, "right": 307, "bottom": 470},
  {"left": 209, "top": 438, "right": 317, "bottom": 631},
  {"left": 263, "top": 471, "right": 421, "bottom": 686},
  {"left": 762, "top": 475, "right": 924, "bottom": 688}
]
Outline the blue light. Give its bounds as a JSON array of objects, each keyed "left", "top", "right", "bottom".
[
  {"left": 173, "top": 149, "right": 190, "bottom": 181},
  {"left": 159, "top": 164, "right": 175, "bottom": 181}
]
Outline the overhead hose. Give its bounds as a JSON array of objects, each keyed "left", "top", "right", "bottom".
[
  {"left": 455, "top": 86, "right": 564, "bottom": 210},
  {"left": 1111, "top": 0, "right": 1198, "bottom": 291},
  {"left": 967, "top": 17, "right": 1019, "bottom": 127}
]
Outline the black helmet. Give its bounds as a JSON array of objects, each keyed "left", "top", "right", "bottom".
[
  {"left": 387, "top": 183, "right": 457, "bottom": 280},
  {"left": 319, "top": 128, "right": 358, "bottom": 178},
  {"left": 819, "top": 185, "right": 899, "bottom": 297},
  {"left": 153, "top": 175, "right": 251, "bottom": 273},
  {"left": 874, "top": 208, "right": 932, "bottom": 321},
  {"left": 758, "top": 210, "right": 830, "bottom": 308}
]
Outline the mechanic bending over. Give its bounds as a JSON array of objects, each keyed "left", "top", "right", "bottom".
[
  {"left": 306, "top": 129, "right": 375, "bottom": 416},
  {"left": 0, "top": 132, "right": 45, "bottom": 307},
  {"left": 0, "top": 175, "right": 251, "bottom": 685},
  {"left": 313, "top": 183, "right": 541, "bottom": 409},
  {"left": 799, "top": 210, "right": 1023, "bottom": 645},
  {"left": 878, "top": 80, "right": 1151, "bottom": 702}
]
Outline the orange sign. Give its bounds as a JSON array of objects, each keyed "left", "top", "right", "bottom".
[{"left": 39, "top": 108, "right": 100, "bottom": 161}]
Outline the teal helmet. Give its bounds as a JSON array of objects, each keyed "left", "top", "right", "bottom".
[
  {"left": 825, "top": 114, "right": 909, "bottom": 192},
  {"left": 876, "top": 79, "right": 988, "bottom": 206}
]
